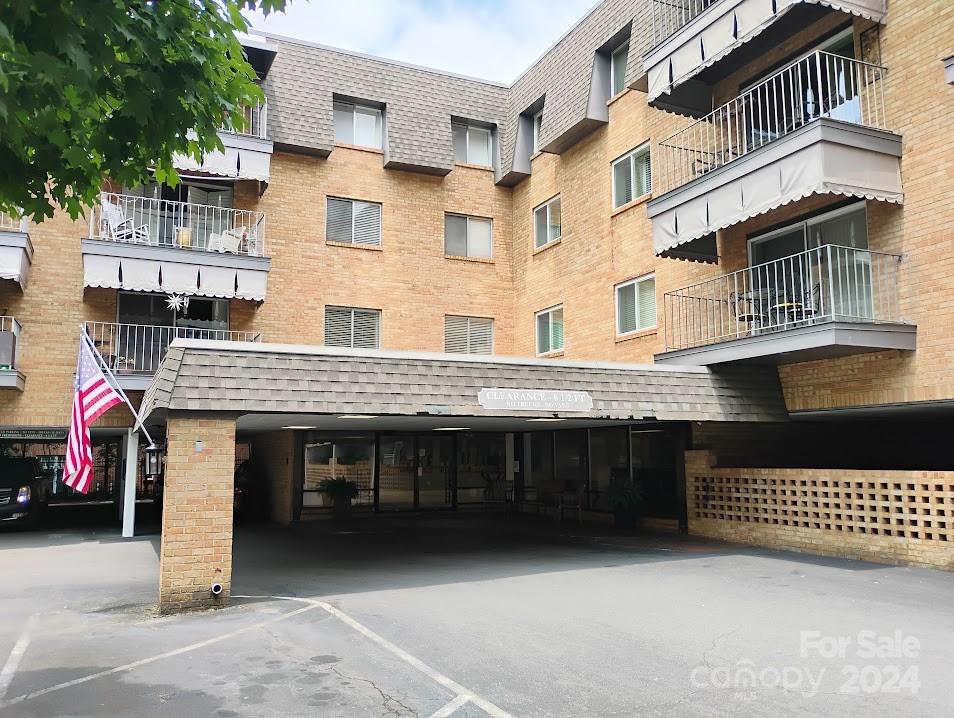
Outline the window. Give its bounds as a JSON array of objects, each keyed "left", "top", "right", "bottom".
[
  {"left": 611, "top": 41, "right": 629, "bottom": 96},
  {"left": 536, "top": 305, "right": 564, "bottom": 354},
  {"left": 444, "top": 214, "right": 493, "bottom": 259},
  {"left": 326, "top": 197, "right": 382, "bottom": 246},
  {"left": 612, "top": 144, "right": 651, "bottom": 209},
  {"left": 333, "top": 100, "right": 383, "bottom": 149},
  {"left": 616, "top": 275, "right": 656, "bottom": 335},
  {"left": 533, "top": 196, "right": 562, "bottom": 249},
  {"left": 444, "top": 315, "right": 494, "bottom": 354},
  {"left": 532, "top": 111, "right": 543, "bottom": 153},
  {"left": 324, "top": 306, "right": 380, "bottom": 349},
  {"left": 452, "top": 124, "right": 493, "bottom": 167}
]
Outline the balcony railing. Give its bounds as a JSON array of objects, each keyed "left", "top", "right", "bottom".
[
  {"left": 89, "top": 192, "right": 266, "bottom": 257},
  {"left": 223, "top": 100, "right": 268, "bottom": 139},
  {"left": 0, "top": 213, "right": 28, "bottom": 233},
  {"left": 663, "top": 244, "right": 902, "bottom": 351},
  {"left": 0, "top": 316, "right": 22, "bottom": 370},
  {"left": 84, "top": 322, "right": 262, "bottom": 375},
  {"left": 651, "top": 0, "right": 715, "bottom": 45},
  {"left": 657, "top": 51, "right": 888, "bottom": 195}
]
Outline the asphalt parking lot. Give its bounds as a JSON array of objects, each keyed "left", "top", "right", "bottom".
[{"left": 1, "top": 514, "right": 953, "bottom": 717}]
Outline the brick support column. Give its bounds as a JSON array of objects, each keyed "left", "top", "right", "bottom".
[{"left": 159, "top": 414, "right": 236, "bottom": 613}]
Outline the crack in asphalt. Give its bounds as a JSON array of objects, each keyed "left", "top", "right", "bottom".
[{"left": 330, "top": 665, "right": 419, "bottom": 717}]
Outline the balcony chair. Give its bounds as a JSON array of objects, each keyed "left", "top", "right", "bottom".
[
  {"left": 731, "top": 291, "right": 770, "bottom": 333},
  {"left": 207, "top": 226, "right": 247, "bottom": 254},
  {"left": 101, "top": 200, "right": 149, "bottom": 243}
]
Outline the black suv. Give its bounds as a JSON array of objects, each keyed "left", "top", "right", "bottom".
[{"left": 0, "top": 457, "right": 49, "bottom": 527}]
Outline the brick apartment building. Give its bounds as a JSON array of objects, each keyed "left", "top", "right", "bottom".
[{"left": 1, "top": 0, "right": 953, "bottom": 610}]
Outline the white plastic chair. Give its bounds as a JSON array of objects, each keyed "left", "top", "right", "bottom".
[
  {"left": 207, "top": 227, "right": 246, "bottom": 253},
  {"left": 101, "top": 200, "right": 150, "bottom": 243}
]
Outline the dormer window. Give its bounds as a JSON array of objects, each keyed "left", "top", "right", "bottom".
[
  {"left": 611, "top": 41, "right": 629, "bottom": 96},
  {"left": 532, "top": 111, "right": 543, "bottom": 154},
  {"left": 334, "top": 100, "right": 383, "bottom": 150},
  {"left": 452, "top": 123, "right": 493, "bottom": 167}
]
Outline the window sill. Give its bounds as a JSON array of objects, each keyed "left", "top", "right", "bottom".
[
  {"left": 334, "top": 142, "right": 384, "bottom": 156},
  {"left": 326, "top": 240, "right": 383, "bottom": 251},
  {"left": 532, "top": 238, "right": 562, "bottom": 256},
  {"left": 536, "top": 350, "right": 565, "bottom": 359},
  {"left": 615, "top": 327, "right": 657, "bottom": 343},
  {"left": 607, "top": 88, "right": 631, "bottom": 107},
  {"left": 611, "top": 192, "right": 652, "bottom": 218},
  {"left": 530, "top": 150, "right": 544, "bottom": 162},
  {"left": 454, "top": 162, "right": 494, "bottom": 172},
  {"left": 444, "top": 254, "right": 494, "bottom": 264}
]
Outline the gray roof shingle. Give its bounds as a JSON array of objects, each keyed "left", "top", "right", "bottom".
[{"left": 141, "top": 341, "right": 788, "bottom": 423}]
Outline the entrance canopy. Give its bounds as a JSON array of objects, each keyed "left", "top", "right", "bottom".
[{"left": 140, "top": 340, "right": 788, "bottom": 427}]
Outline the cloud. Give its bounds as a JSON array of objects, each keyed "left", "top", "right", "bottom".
[{"left": 245, "top": 0, "right": 599, "bottom": 84}]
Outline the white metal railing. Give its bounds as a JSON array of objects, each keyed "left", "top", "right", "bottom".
[
  {"left": 89, "top": 192, "right": 266, "bottom": 257},
  {"left": 83, "top": 322, "right": 262, "bottom": 375},
  {"left": 651, "top": 0, "right": 716, "bottom": 45},
  {"left": 663, "top": 245, "right": 903, "bottom": 351},
  {"left": 223, "top": 100, "right": 268, "bottom": 139},
  {"left": 0, "top": 213, "right": 28, "bottom": 233},
  {"left": 657, "top": 51, "right": 888, "bottom": 194},
  {"left": 0, "top": 316, "right": 22, "bottom": 370}
]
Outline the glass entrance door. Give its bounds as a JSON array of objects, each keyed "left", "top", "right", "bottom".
[
  {"left": 417, "top": 435, "right": 454, "bottom": 509},
  {"left": 378, "top": 435, "right": 415, "bottom": 510}
]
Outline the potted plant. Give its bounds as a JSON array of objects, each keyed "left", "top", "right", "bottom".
[
  {"left": 318, "top": 478, "right": 359, "bottom": 520},
  {"left": 606, "top": 475, "right": 642, "bottom": 529}
]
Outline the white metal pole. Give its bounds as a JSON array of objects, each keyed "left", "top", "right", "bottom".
[{"left": 121, "top": 428, "right": 139, "bottom": 538}]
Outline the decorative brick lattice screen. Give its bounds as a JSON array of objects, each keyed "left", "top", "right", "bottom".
[{"left": 685, "top": 451, "right": 954, "bottom": 569}]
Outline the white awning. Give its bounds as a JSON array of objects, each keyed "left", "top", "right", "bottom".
[
  {"left": 83, "top": 254, "right": 267, "bottom": 301},
  {"left": 171, "top": 132, "right": 272, "bottom": 183},
  {"left": 0, "top": 243, "right": 32, "bottom": 291},
  {"left": 646, "top": 0, "right": 887, "bottom": 104},
  {"left": 650, "top": 121, "right": 903, "bottom": 256}
]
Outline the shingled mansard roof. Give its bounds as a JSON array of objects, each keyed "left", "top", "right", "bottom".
[
  {"left": 257, "top": 0, "right": 652, "bottom": 182},
  {"left": 140, "top": 340, "right": 788, "bottom": 423}
]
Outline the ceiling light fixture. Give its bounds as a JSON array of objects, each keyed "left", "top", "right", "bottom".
[
  {"left": 282, "top": 425, "right": 317, "bottom": 430},
  {"left": 433, "top": 427, "right": 470, "bottom": 431},
  {"left": 337, "top": 414, "right": 378, "bottom": 420},
  {"left": 526, "top": 418, "right": 566, "bottom": 423}
]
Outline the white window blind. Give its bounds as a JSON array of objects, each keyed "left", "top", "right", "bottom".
[
  {"left": 452, "top": 124, "right": 493, "bottom": 167},
  {"left": 611, "top": 42, "right": 629, "bottom": 96},
  {"left": 333, "top": 101, "right": 383, "bottom": 149},
  {"left": 616, "top": 275, "right": 656, "bottom": 334},
  {"left": 536, "top": 306, "right": 564, "bottom": 354},
  {"left": 326, "top": 198, "right": 381, "bottom": 246},
  {"left": 612, "top": 144, "right": 652, "bottom": 209},
  {"left": 444, "top": 315, "right": 493, "bottom": 354},
  {"left": 533, "top": 196, "right": 562, "bottom": 249},
  {"left": 325, "top": 306, "right": 381, "bottom": 348},
  {"left": 444, "top": 214, "right": 492, "bottom": 258}
]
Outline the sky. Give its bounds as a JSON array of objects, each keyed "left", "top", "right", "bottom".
[{"left": 244, "top": 0, "right": 600, "bottom": 85}]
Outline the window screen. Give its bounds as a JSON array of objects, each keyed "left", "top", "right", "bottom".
[
  {"left": 325, "top": 307, "right": 381, "bottom": 348},
  {"left": 444, "top": 315, "right": 493, "bottom": 354}
]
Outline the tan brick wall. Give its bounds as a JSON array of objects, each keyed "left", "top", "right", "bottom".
[
  {"left": 250, "top": 430, "right": 295, "bottom": 525},
  {"left": 685, "top": 450, "right": 954, "bottom": 570},
  {"left": 159, "top": 415, "right": 236, "bottom": 612}
]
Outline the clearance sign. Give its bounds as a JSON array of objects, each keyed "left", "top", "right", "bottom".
[{"left": 477, "top": 388, "right": 594, "bottom": 412}]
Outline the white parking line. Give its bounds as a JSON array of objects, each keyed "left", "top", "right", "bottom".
[
  {"left": 0, "top": 615, "right": 38, "bottom": 699},
  {"left": 429, "top": 693, "right": 472, "bottom": 717},
  {"left": 0, "top": 602, "right": 319, "bottom": 709}
]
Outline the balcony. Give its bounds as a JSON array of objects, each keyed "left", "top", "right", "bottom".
[
  {"left": 82, "top": 193, "right": 270, "bottom": 301},
  {"left": 655, "top": 244, "right": 915, "bottom": 365},
  {"left": 84, "top": 322, "right": 262, "bottom": 391},
  {"left": 648, "top": 51, "right": 902, "bottom": 261},
  {"left": 0, "top": 316, "right": 24, "bottom": 390},
  {"left": 645, "top": 0, "right": 887, "bottom": 115},
  {"left": 172, "top": 101, "right": 272, "bottom": 184},
  {"left": 0, "top": 214, "right": 33, "bottom": 291}
]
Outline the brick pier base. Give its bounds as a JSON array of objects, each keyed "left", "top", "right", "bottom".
[{"left": 159, "top": 415, "right": 237, "bottom": 613}]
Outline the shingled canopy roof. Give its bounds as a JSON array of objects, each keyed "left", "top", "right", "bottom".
[{"left": 140, "top": 340, "right": 788, "bottom": 427}]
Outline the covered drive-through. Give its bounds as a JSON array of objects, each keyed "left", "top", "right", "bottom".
[{"left": 137, "top": 340, "right": 787, "bottom": 612}]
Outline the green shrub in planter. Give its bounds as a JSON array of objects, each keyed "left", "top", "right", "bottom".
[
  {"left": 606, "top": 476, "right": 643, "bottom": 529},
  {"left": 318, "top": 478, "right": 359, "bottom": 519}
]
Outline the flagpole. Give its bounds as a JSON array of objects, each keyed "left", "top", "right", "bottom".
[{"left": 80, "top": 327, "right": 156, "bottom": 448}]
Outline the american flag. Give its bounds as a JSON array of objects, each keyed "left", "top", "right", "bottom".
[{"left": 64, "top": 335, "right": 123, "bottom": 494}]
